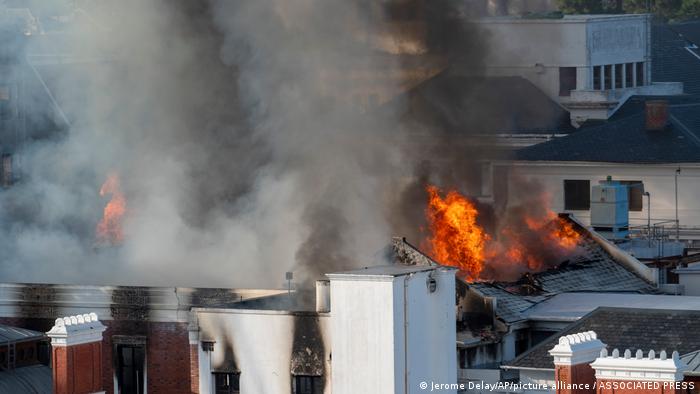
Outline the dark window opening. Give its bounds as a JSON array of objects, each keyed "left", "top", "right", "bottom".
[
  {"left": 636, "top": 62, "right": 645, "bottom": 86},
  {"left": 603, "top": 65, "right": 612, "bottom": 90},
  {"left": 116, "top": 344, "right": 145, "bottom": 394},
  {"left": 593, "top": 66, "right": 601, "bottom": 90},
  {"left": 625, "top": 63, "right": 634, "bottom": 87},
  {"left": 514, "top": 330, "right": 529, "bottom": 356},
  {"left": 564, "top": 180, "right": 591, "bottom": 211},
  {"left": 614, "top": 64, "right": 623, "bottom": 88},
  {"left": 559, "top": 67, "right": 577, "bottom": 96},
  {"left": 459, "top": 349, "right": 467, "bottom": 369},
  {"left": 37, "top": 341, "right": 50, "bottom": 366},
  {"left": 531, "top": 331, "right": 556, "bottom": 347},
  {"left": 620, "top": 180, "right": 644, "bottom": 211},
  {"left": 214, "top": 372, "right": 240, "bottom": 394},
  {"left": 293, "top": 375, "right": 323, "bottom": 394}
]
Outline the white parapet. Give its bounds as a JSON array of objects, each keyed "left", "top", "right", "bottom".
[
  {"left": 46, "top": 312, "right": 107, "bottom": 346},
  {"left": 549, "top": 331, "right": 606, "bottom": 366},
  {"left": 591, "top": 348, "right": 687, "bottom": 382}
]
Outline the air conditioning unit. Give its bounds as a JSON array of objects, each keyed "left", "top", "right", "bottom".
[{"left": 591, "top": 177, "right": 629, "bottom": 240}]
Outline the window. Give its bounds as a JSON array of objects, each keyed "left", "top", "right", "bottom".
[
  {"left": 620, "top": 180, "right": 644, "bottom": 211},
  {"left": 564, "top": 180, "right": 590, "bottom": 211},
  {"left": 459, "top": 349, "right": 467, "bottom": 369},
  {"left": 614, "top": 64, "right": 623, "bottom": 89},
  {"left": 37, "top": 341, "right": 50, "bottom": 366},
  {"left": 559, "top": 67, "right": 577, "bottom": 96},
  {"left": 214, "top": 372, "right": 240, "bottom": 394},
  {"left": 292, "top": 375, "right": 323, "bottom": 394},
  {"left": 116, "top": 345, "right": 145, "bottom": 394},
  {"left": 625, "top": 63, "right": 634, "bottom": 87},
  {"left": 636, "top": 62, "right": 645, "bottom": 86},
  {"left": 593, "top": 66, "right": 601, "bottom": 90},
  {"left": 603, "top": 65, "right": 612, "bottom": 90}
]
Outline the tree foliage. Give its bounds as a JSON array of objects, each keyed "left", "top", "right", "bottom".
[{"left": 556, "top": 0, "right": 700, "bottom": 20}]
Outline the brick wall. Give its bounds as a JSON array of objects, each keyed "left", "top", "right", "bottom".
[
  {"left": 102, "top": 320, "right": 192, "bottom": 394},
  {"left": 555, "top": 363, "right": 596, "bottom": 394},
  {"left": 0, "top": 317, "right": 194, "bottom": 394},
  {"left": 52, "top": 340, "right": 102, "bottom": 394},
  {"left": 147, "top": 322, "right": 192, "bottom": 393}
]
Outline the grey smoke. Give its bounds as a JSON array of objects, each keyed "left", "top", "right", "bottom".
[{"left": 0, "top": 0, "right": 492, "bottom": 288}]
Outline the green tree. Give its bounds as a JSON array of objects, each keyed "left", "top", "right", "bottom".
[
  {"left": 556, "top": 0, "right": 608, "bottom": 13},
  {"left": 679, "top": 0, "right": 700, "bottom": 18}
]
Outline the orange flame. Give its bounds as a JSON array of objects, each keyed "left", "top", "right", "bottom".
[
  {"left": 424, "top": 185, "right": 580, "bottom": 281},
  {"left": 424, "top": 185, "right": 490, "bottom": 281},
  {"left": 96, "top": 173, "right": 126, "bottom": 245}
]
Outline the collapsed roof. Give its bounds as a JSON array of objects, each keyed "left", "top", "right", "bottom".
[{"left": 393, "top": 215, "right": 658, "bottom": 326}]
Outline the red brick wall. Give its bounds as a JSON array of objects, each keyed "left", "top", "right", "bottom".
[
  {"left": 147, "top": 322, "right": 192, "bottom": 394},
  {"left": 52, "top": 342, "right": 102, "bottom": 394},
  {"left": 555, "top": 363, "right": 596, "bottom": 394},
  {"left": 102, "top": 320, "right": 193, "bottom": 394},
  {"left": 0, "top": 318, "right": 193, "bottom": 394}
]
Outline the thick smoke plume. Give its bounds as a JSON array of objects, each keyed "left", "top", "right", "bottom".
[{"left": 0, "top": 0, "right": 498, "bottom": 288}]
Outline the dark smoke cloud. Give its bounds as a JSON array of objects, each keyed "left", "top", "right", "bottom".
[{"left": 0, "top": 0, "right": 497, "bottom": 288}]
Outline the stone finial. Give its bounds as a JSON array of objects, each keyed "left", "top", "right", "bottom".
[
  {"left": 600, "top": 348, "right": 608, "bottom": 357},
  {"left": 46, "top": 312, "right": 107, "bottom": 346},
  {"left": 549, "top": 330, "right": 606, "bottom": 366},
  {"left": 591, "top": 347, "right": 688, "bottom": 382}
]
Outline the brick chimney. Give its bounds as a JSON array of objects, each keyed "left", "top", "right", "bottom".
[
  {"left": 645, "top": 100, "right": 669, "bottom": 131},
  {"left": 549, "top": 331, "right": 605, "bottom": 394},
  {"left": 47, "top": 313, "right": 107, "bottom": 394},
  {"left": 591, "top": 348, "right": 689, "bottom": 393}
]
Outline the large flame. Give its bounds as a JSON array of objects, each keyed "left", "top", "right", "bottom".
[
  {"left": 425, "top": 185, "right": 489, "bottom": 281},
  {"left": 96, "top": 173, "right": 126, "bottom": 245},
  {"left": 424, "top": 185, "right": 580, "bottom": 281}
]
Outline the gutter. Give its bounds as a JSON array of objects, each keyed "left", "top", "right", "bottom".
[{"left": 501, "top": 365, "right": 554, "bottom": 371}]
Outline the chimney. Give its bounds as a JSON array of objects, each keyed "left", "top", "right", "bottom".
[
  {"left": 591, "top": 348, "right": 689, "bottom": 393},
  {"left": 315, "top": 279, "right": 330, "bottom": 313},
  {"left": 549, "top": 331, "right": 605, "bottom": 394},
  {"left": 47, "top": 313, "right": 107, "bottom": 394},
  {"left": 645, "top": 100, "right": 669, "bottom": 131}
]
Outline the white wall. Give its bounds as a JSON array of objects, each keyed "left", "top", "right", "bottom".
[
  {"left": 474, "top": 15, "right": 649, "bottom": 100},
  {"left": 405, "top": 269, "right": 457, "bottom": 393},
  {"left": 330, "top": 268, "right": 457, "bottom": 394},
  {"left": 330, "top": 277, "right": 398, "bottom": 393},
  {"left": 196, "top": 309, "right": 332, "bottom": 394},
  {"left": 505, "top": 162, "right": 699, "bottom": 232}
]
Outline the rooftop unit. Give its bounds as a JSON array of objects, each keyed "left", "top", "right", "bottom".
[{"left": 590, "top": 178, "right": 629, "bottom": 240}]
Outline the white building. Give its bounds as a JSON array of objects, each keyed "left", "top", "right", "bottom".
[
  {"left": 192, "top": 264, "right": 457, "bottom": 394},
  {"left": 474, "top": 14, "right": 682, "bottom": 125}
]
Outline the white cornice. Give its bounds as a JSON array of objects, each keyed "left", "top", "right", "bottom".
[
  {"left": 46, "top": 313, "right": 107, "bottom": 347},
  {"left": 549, "top": 331, "right": 606, "bottom": 366},
  {"left": 591, "top": 349, "right": 687, "bottom": 382}
]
